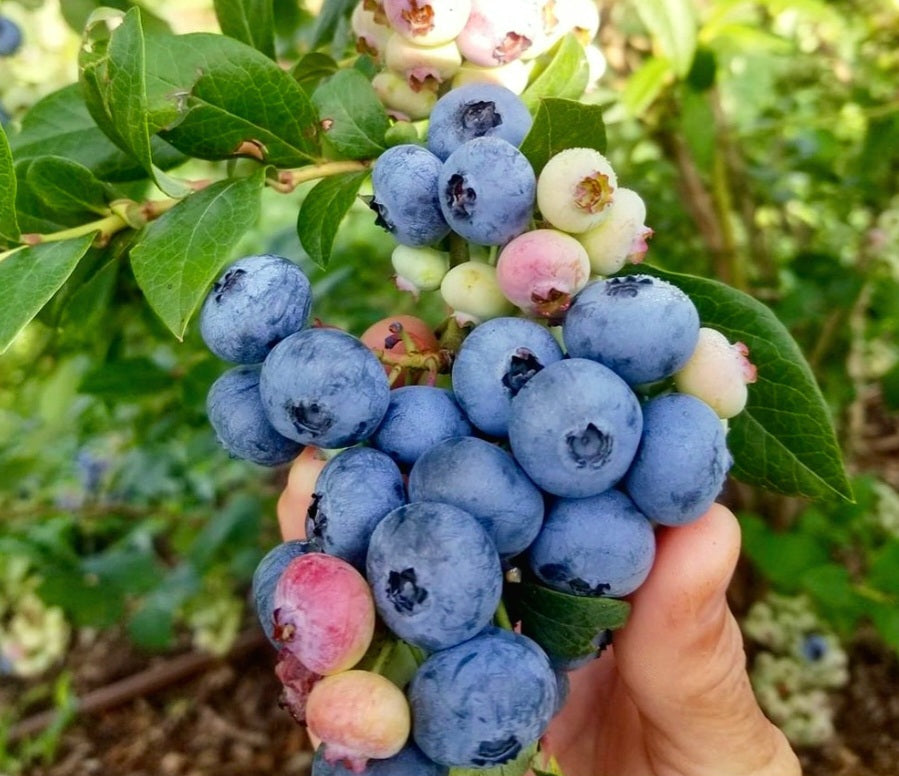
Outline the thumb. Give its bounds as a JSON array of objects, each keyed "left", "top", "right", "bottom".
[{"left": 614, "top": 504, "right": 800, "bottom": 776}]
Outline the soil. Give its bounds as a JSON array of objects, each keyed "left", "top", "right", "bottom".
[{"left": 1, "top": 609, "right": 896, "bottom": 776}]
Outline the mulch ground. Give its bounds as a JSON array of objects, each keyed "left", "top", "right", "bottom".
[{"left": 1, "top": 612, "right": 896, "bottom": 776}]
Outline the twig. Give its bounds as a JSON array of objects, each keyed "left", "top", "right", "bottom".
[{"left": 8, "top": 628, "right": 267, "bottom": 743}]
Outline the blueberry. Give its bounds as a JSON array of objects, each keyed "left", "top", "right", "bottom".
[
  {"left": 206, "top": 365, "right": 303, "bottom": 466},
  {"left": 311, "top": 743, "right": 448, "bottom": 776},
  {"left": 408, "top": 436, "right": 544, "bottom": 558},
  {"left": 409, "top": 628, "right": 557, "bottom": 768},
  {"left": 563, "top": 275, "right": 700, "bottom": 386},
  {"left": 0, "top": 17, "right": 22, "bottom": 57},
  {"left": 200, "top": 254, "right": 312, "bottom": 364},
  {"left": 800, "top": 633, "right": 829, "bottom": 663},
  {"left": 451, "top": 316, "right": 563, "bottom": 437},
  {"left": 624, "top": 393, "right": 732, "bottom": 526},
  {"left": 438, "top": 136, "right": 535, "bottom": 246},
  {"left": 371, "top": 386, "right": 471, "bottom": 466},
  {"left": 370, "top": 144, "right": 450, "bottom": 246},
  {"left": 426, "top": 83, "right": 533, "bottom": 161},
  {"left": 508, "top": 358, "right": 643, "bottom": 498},
  {"left": 366, "top": 502, "right": 502, "bottom": 651},
  {"left": 251, "top": 540, "right": 314, "bottom": 647},
  {"left": 260, "top": 328, "right": 390, "bottom": 448},
  {"left": 529, "top": 490, "right": 655, "bottom": 597},
  {"left": 306, "top": 446, "right": 406, "bottom": 570}
]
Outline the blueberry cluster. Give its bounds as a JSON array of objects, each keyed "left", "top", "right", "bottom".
[
  {"left": 354, "top": 0, "right": 603, "bottom": 120},
  {"left": 198, "top": 246, "right": 758, "bottom": 773}
]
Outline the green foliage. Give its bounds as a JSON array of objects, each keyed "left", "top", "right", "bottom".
[
  {"left": 296, "top": 170, "right": 369, "bottom": 267},
  {"left": 521, "top": 35, "right": 590, "bottom": 111},
  {"left": 519, "top": 98, "right": 607, "bottom": 175}
]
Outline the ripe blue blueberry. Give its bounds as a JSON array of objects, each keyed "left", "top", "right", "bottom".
[
  {"left": 438, "top": 136, "right": 536, "bottom": 246},
  {"left": 624, "top": 393, "right": 732, "bottom": 526},
  {"left": 426, "top": 83, "right": 533, "bottom": 161},
  {"left": 451, "top": 316, "right": 563, "bottom": 437},
  {"left": 408, "top": 436, "right": 544, "bottom": 558},
  {"left": 306, "top": 446, "right": 406, "bottom": 570},
  {"left": 508, "top": 358, "right": 643, "bottom": 498},
  {"left": 251, "top": 540, "right": 314, "bottom": 647},
  {"left": 260, "top": 328, "right": 390, "bottom": 449},
  {"left": 311, "top": 742, "right": 448, "bottom": 776},
  {"left": 366, "top": 502, "right": 502, "bottom": 651},
  {"left": 200, "top": 254, "right": 312, "bottom": 364},
  {"left": 370, "top": 144, "right": 450, "bottom": 246},
  {"left": 563, "top": 275, "right": 701, "bottom": 385},
  {"left": 206, "top": 365, "right": 302, "bottom": 466},
  {"left": 0, "top": 17, "right": 22, "bottom": 57},
  {"left": 371, "top": 386, "right": 471, "bottom": 466},
  {"left": 409, "top": 628, "right": 557, "bottom": 768},
  {"left": 800, "top": 633, "right": 829, "bottom": 663},
  {"left": 529, "top": 489, "right": 655, "bottom": 597}
]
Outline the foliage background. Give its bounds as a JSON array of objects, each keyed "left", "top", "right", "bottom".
[{"left": 0, "top": 0, "right": 897, "bottom": 772}]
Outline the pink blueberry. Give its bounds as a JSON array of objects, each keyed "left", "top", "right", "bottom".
[
  {"left": 456, "top": 0, "right": 541, "bottom": 66},
  {"left": 496, "top": 228, "right": 591, "bottom": 317},
  {"left": 272, "top": 553, "right": 375, "bottom": 676}
]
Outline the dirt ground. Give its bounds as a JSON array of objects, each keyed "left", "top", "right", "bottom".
[{"left": 1, "top": 608, "right": 895, "bottom": 776}]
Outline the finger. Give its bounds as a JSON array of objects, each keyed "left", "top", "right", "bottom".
[
  {"left": 277, "top": 488, "right": 308, "bottom": 541},
  {"left": 615, "top": 503, "right": 800, "bottom": 776}
]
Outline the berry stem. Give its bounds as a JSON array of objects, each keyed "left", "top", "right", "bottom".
[
  {"left": 494, "top": 598, "right": 514, "bottom": 632},
  {"left": 448, "top": 232, "right": 470, "bottom": 266},
  {"left": 369, "top": 639, "right": 396, "bottom": 675},
  {"left": 269, "top": 160, "right": 371, "bottom": 193}
]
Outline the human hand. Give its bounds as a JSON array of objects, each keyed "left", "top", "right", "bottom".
[{"left": 540, "top": 503, "right": 801, "bottom": 776}]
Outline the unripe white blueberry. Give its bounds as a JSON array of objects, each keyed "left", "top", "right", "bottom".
[
  {"left": 537, "top": 147, "right": 618, "bottom": 234},
  {"left": 674, "top": 327, "right": 758, "bottom": 418},
  {"left": 577, "top": 187, "right": 652, "bottom": 275},
  {"left": 352, "top": 1, "right": 391, "bottom": 59},
  {"left": 385, "top": 33, "right": 462, "bottom": 89},
  {"left": 585, "top": 43, "right": 607, "bottom": 89},
  {"left": 440, "top": 260, "right": 515, "bottom": 324},
  {"left": 521, "top": 0, "right": 564, "bottom": 60},
  {"left": 392, "top": 244, "right": 450, "bottom": 296},
  {"left": 564, "top": 0, "right": 600, "bottom": 44},
  {"left": 384, "top": 0, "right": 473, "bottom": 46},
  {"left": 456, "top": 0, "right": 541, "bottom": 67},
  {"left": 372, "top": 69, "right": 438, "bottom": 120},
  {"left": 451, "top": 59, "right": 531, "bottom": 94},
  {"left": 496, "top": 228, "right": 590, "bottom": 317}
]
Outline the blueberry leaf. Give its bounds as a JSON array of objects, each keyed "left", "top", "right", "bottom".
[
  {"left": 505, "top": 583, "right": 631, "bottom": 661},
  {"left": 79, "top": 357, "right": 173, "bottom": 399},
  {"left": 519, "top": 98, "right": 607, "bottom": 176},
  {"left": 309, "top": 0, "right": 356, "bottom": 50},
  {"left": 7, "top": 84, "right": 185, "bottom": 182},
  {"left": 629, "top": 264, "right": 853, "bottom": 503},
  {"left": 521, "top": 34, "right": 589, "bottom": 112},
  {"left": 621, "top": 56, "right": 671, "bottom": 117},
  {"left": 213, "top": 0, "right": 276, "bottom": 59},
  {"left": 297, "top": 170, "right": 368, "bottom": 267},
  {"left": 129, "top": 168, "right": 266, "bottom": 339},
  {"left": 291, "top": 52, "right": 339, "bottom": 92},
  {"left": 79, "top": 7, "right": 190, "bottom": 198},
  {"left": 26, "top": 156, "right": 112, "bottom": 215},
  {"left": 448, "top": 741, "right": 538, "bottom": 776},
  {"left": 312, "top": 69, "right": 389, "bottom": 159},
  {"left": 0, "top": 126, "right": 19, "bottom": 243},
  {"left": 0, "top": 234, "right": 95, "bottom": 354}
]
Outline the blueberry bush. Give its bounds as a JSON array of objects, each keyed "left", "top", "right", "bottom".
[{"left": 0, "top": 0, "right": 896, "bottom": 772}]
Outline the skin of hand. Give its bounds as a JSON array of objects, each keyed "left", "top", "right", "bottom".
[{"left": 539, "top": 503, "right": 802, "bottom": 776}]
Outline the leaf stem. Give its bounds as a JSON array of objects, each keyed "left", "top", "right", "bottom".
[
  {"left": 370, "top": 639, "right": 396, "bottom": 675},
  {"left": 270, "top": 160, "right": 371, "bottom": 193},
  {"left": 494, "top": 598, "right": 514, "bottom": 631}
]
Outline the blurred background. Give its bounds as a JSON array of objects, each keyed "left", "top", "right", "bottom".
[{"left": 0, "top": 0, "right": 897, "bottom": 774}]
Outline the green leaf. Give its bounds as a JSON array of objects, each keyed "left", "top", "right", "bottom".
[
  {"left": 866, "top": 539, "right": 899, "bottom": 597},
  {"left": 61, "top": 0, "right": 171, "bottom": 35},
  {"left": 312, "top": 69, "right": 389, "bottom": 159},
  {"left": 291, "top": 52, "right": 339, "bottom": 91},
  {"left": 634, "top": 0, "right": 698, "bottom": 78},
  {"left": 58, "top": 255, "right": 120, "bottom": 338},
  {"left": 25, "top": 156, "right": 112, "bottom": 215},
  {"left": 0, "top": 127, "right": 19, "bottom": 243},
  {"left": 519, "top": 98, "right": 607, "bottom": 176},
  {"left": 309, "top": 0, "right": 356, "bottom": 50},
  {"left": 80, "top": 8, "right": 189, "bottom": 198},
  {"left": 505, "top": 583, "right": 630, "bottom": 661},
  {"left": 7, "top": 84, "right": 184, "bottom": 182},
  {"left": 128, "top": 564, "right": 201, "bottom": 649},
  {"left": 145, "top": 32, "right": 321, "bottom": 166},
  {"left": 129, "top": 169, "right": 265, "bottom": 339},
  {"left": 621, "top": 55, "right": 671, "bottom": 116},
  {"left": 296, "top": 170, "right": 368, "bottom": 267},
  {"left": 0, "top": 235, "right": 96, "bottom": 353},
  {"left": 739, "top": 514, "right": 830, "bottom": 592},
  {"left": 630, "top": 265, "right": 853, "bottom": 503},
  {"left": 868, "top": 601, "right": 899, "bottom": 656},
  {"left": 521, "top": 35, "right": 590, "bottom": 112},
  {"left": 449, "top": 741, "right": 538, "bottom": 776},
  {"left": 800, "top": 563, "right": 865, "bottom": 636},
  {"left": 213, "top": 0, "right": 276, "bottom": 59},
  {"left": 79, "top": 357, "right": 173, "bottom": 399}
]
